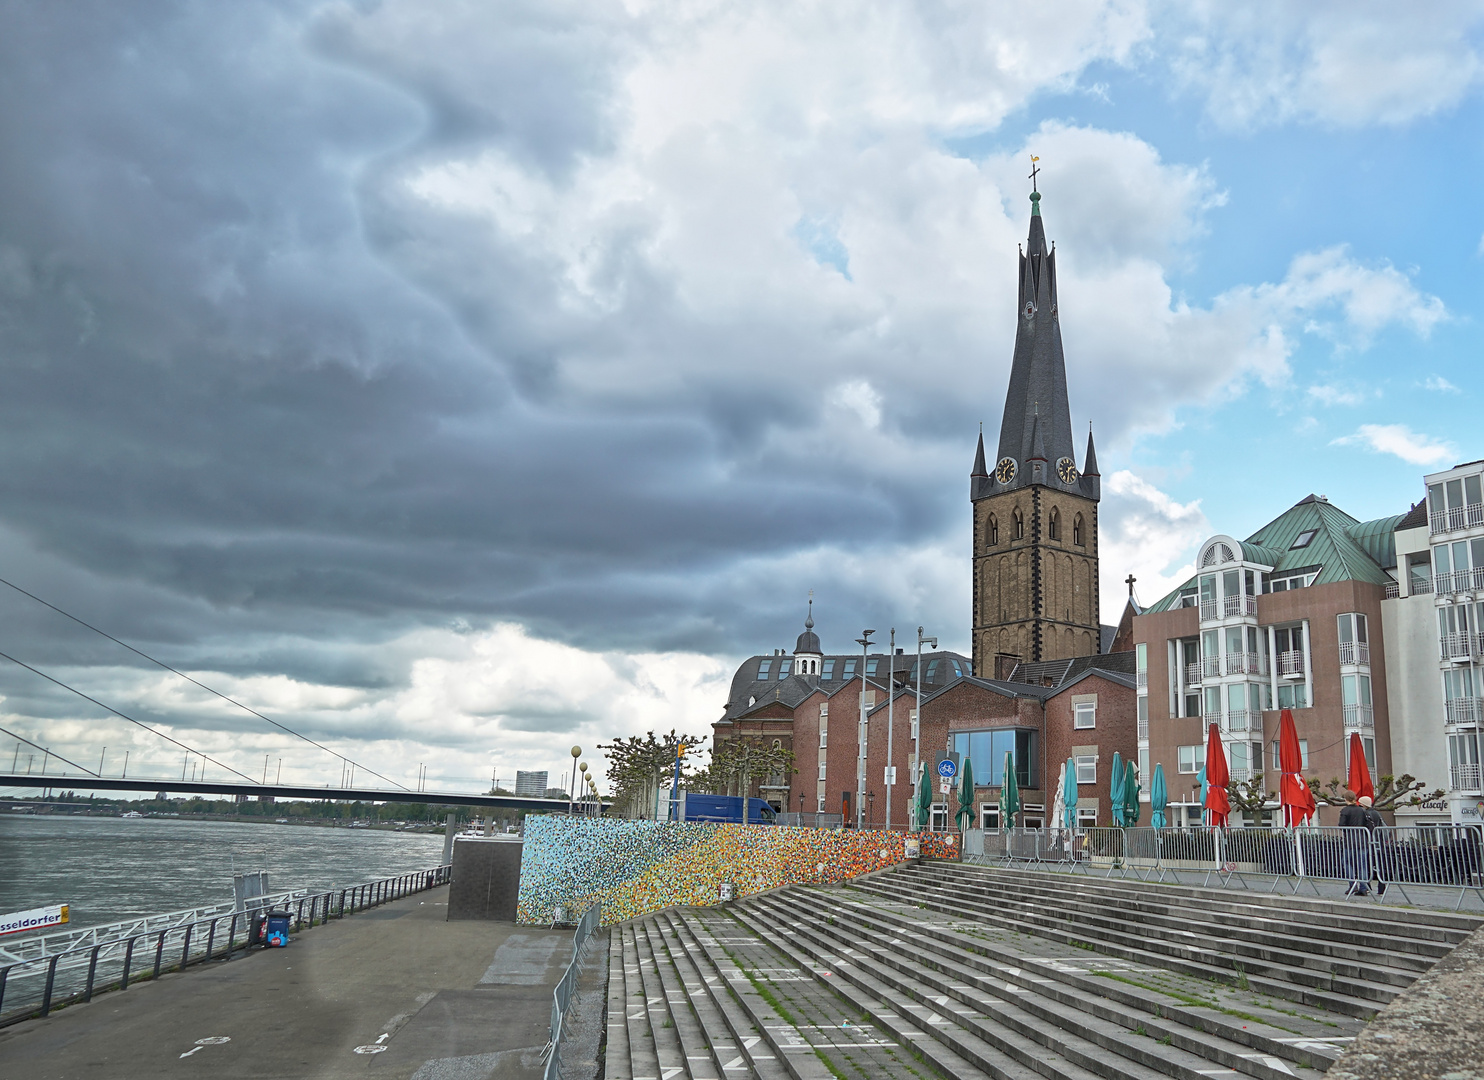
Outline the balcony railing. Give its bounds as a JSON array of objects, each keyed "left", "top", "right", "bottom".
[
  {"left": 1411, "top": 577, "right": 1434, "bottom": 595},
  {"left": 1137, "top": 719, "right": 1148, "bottom": 741},
  {"left": 1223, "top": 651, "right": 1265, "bottom": 676},
  {"left": 1451, "top": 763, "right": 1482, "bottom": 791},
  {"left": 1230, "top": 766, "right": 1255, "bottom": 783},
  {"left": 1445, "top": 697, "right": 1484, "bottom": 724},
  {"left": 1222, "top": 594, "right": 1258, "bottom": 617},
  {"left": 1199, "top": 599, "right": 1217, "bottom": 621},
  {"left": 1277, "top": 650, "right": 1305, "bottom": 677},
  {"left": 1184, "top": 662, "right": 1202, "bottom": 686},
  {"left": 1435, "top": 568, "right": 1484, "bottom": 596},
  {"left": 1383, "top": 581, "right": 1400, "bottom": 600},
  {"left": 1342, "top": 704, "right": 1374, "bottom": 730},
  {"left": 1431, "top": 503, "right": 1484, "bottom": 534},
  {"left": 1201, "top": 656, "right": 1220, "bottom": 679},
  {"left": 1136, "top": 671, "right": 1147, "bottom": 689},
  {"left": 1440, "top": 633, "right": 1477, "bottom": 662},
  {"left": 1226, "top": 709, "right": 1251, "bottom": 732},
  {"left": 1338, "top": 641, "right": 1370, "bottom": 666}
]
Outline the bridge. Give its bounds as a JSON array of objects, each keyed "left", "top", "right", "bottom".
[{"left": 0, "top": 773, "right": 606, "bottom": 813}]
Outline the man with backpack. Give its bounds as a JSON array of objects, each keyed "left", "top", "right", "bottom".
[
  {"left": 1359, "top": 795, "right": 1387, "bottom": 896},
  {"left": 1338, "top": 791, "right": 1369, "bottom": 895}
]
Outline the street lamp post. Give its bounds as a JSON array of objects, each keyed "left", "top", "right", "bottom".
[
  {"left": 915, "top": 627, "right": 937, "bottom": 830},
  {"left": 855, "top": 628, "right": 875, "bottom": 831},
  {"left": 798, "top": 790, "right": 805, "bottom": 823},
  {"left": 886, "top": 629, "right": 895, "bottom": 830},
  {"left": 867, "top": 789, "right": 875, "bottom": 828},
  {"left": 568, "top": 746, "right": 581, "bottom": 814}
]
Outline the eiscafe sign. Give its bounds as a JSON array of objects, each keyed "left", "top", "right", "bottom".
[{"left": 0, "top": 903, "right": 69, "bottom": 938}]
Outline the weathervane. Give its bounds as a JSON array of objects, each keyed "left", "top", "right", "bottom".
[{"left": 1028, "top": 155, "right": 1040, "bottom": 192}]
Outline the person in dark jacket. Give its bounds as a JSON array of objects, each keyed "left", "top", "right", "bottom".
[
  {"left": 1359, "top": 796, "right": 1387, "bottom": 896},
  {"left": 1338, "top": 791, "right": 1369, "bottom": 895}
]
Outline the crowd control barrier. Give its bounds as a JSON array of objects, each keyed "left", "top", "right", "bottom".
[
  {"left": 542, "top": 902, "right": 602, "bottom": 1080},
  {"left": 959, "top": 824, "right": 1484, "bottom": 911}
]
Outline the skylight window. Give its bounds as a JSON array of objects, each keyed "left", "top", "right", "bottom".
[
  {"left": 1290, "top": 530, "right": 1317, "bottom": 549},
  {"left": 757, "top": 659, "right": 771, "bottom": 678}
]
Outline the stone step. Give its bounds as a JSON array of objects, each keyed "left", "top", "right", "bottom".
[
  {"left": 907, "top": 863, "right": 1449, "bottom": 967},
  {"left": 655, "top": 911, "right": 791, "bottom": 1080},
  {"left": 746, "top": 891, "right": 1299, "bottom": 1080},
  {"left": 758, "top": 887, "right": 1324, "bottom": 1079},
  {"left": 727, "top": 900, "right": 1163, "bottom": 1080},
  {"left": 607, "top": 927, "right": 633, "bottom": 1080},
  {"left": 850, "top": 875, "right": 1381, "bottom": 1018},
  {"left": 894, "top": 866, "right": 1429, "bottom": 982},
  {"left": 914, "top": 861, "right": 1480, "bottom": 944},
  {"left": 622, "top": 923, "right": 663, "bottom": 1080},
  {"left": 638, "top": 919, "right": 724, "bottom": 1080},
  {"left": 821, "top": 883, "right": 1359, "bottom": 1070}
]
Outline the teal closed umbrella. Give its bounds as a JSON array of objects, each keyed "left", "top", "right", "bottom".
[
  {"left": 1150, "top": 763, "right": 1168, "bottom": 829},
  {"left": 1063, "top": 756, "right": 1078, "bottom": 829},
  {"left": 956, "top": 754, "right": 976, "bottom": 831},
  {"left": 1109, "top": 751, "right": 1126, "bottom": 828},
  {"left": 914, "top": 760, "right": 933, "bottom": 830},
  {"left": 999, "top": 750, "right": 1020, "bottom": 829},
  {"left": 1123, "top": 759, "right": 1141, "bottom": 827},
  {"left": 1196, "top": 765, "right": 1208, "bottom": 827}
]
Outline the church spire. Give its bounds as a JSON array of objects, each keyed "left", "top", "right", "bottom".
[
  {"left": 989, "top": 184, "right": 1077, "bottom": 495},
  {"left": 1083, "top": 423, "right": 1099, "bottom": 476}
]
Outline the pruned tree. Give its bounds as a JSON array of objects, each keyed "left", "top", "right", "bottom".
[
  {"left": 1307, "top": 773, "right": 1446, "bottom": 813},
  {"left": 598, "top": 730, "right": 707, "bottom": 819},
  {"left": 699, "top": 737, "right": 796, "bottom": 800}
]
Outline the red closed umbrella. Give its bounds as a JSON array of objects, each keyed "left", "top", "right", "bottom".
[
  {"left": 1278, "top": 709, "right": 1317, "bottom": 827},
  {"left": 1203, "top": 722, "right": 1230, "bottom": 828},
  {"left": 1347, "top": 731, "right": 1374, "bottom": 801}
]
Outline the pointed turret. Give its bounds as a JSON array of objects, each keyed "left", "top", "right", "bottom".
[
  {"left": 985, "top": 188, "right": 1078, "bottom": 497},
  {"left": 1080, "top": 424, "right": 1100, "bottom": 500},
  {"left": 970, "top": 428, "right": 990, "bottom": 499}
]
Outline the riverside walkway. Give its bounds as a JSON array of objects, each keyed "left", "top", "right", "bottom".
[{"left": 0, "top": 885, "right": 577, "bottom": 1080}]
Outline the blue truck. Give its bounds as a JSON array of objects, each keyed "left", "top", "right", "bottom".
[{"left": 676, "top": 793, "right": 778, "bottom": 824}]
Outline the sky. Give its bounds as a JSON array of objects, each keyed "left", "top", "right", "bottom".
[{"left": 0, "top": 0, "right": 1481, "bottom": 796}]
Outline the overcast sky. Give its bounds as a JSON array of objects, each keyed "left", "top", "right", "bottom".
[{"left": 1, "top": 1, "right": 1480, "bottom": 794}]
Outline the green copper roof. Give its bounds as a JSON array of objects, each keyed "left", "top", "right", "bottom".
[{"left": 1144, "top": 495, "right": 1400, "bottom": 613}]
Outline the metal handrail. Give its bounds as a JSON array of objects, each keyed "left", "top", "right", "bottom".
[
  {"left": 0, "top": 865, "right": 451, "bottom": 1028},
  {"left": 543, "top": 902, "right": 602, "bottom": 1080}
]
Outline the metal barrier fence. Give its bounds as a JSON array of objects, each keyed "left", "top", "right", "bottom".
[
  {"left": 960, "top": 824, "right": 1484, "bottom": 911},
  {"left": 0, "top": 865, "right": 451, "bottom": 1029},
  {"left": 543, "top": 902, "right": 602, "bottom": 1080}
]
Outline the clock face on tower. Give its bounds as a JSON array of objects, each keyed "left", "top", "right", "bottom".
[
  {"left": 1056, "top": 457, "right": 1078, "bottom": 483},
  {"left": 995, "top": 457, "right": 1018, "bottom": 485}
]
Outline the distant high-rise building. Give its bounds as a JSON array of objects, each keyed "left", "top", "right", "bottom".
[{"left": 515, "top": 770, "right": 548, "bottom": 797}]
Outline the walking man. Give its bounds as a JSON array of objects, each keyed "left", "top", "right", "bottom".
[
  {"left": 1338, "top": 791, "right": 1369, "bottom": 896},
  {"left": 1359, "top": 795, "right": 1386, "bottom": 896}
]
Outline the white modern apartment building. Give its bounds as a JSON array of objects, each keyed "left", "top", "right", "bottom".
[{"left": 1384, "top": 460, "right": 1484, "bottom": 827}]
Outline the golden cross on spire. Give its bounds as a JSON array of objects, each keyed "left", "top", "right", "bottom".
[{"left": 1028, "top": 155, "right": 1040, "bottom": 192}]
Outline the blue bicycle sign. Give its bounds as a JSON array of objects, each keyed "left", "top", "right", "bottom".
[{"left": 937, "top": 758, "right": 957, "bottom": 779}]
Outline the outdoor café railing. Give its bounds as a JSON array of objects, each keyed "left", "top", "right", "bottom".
[
  {"left": 961, "top": 824, "right": 1484, "bottom": 910},
  {"left": 0, "top": 865, "right": 450, "bottom": 1028},
  {"left": 543, "top": 902, "right": 602, "bottom": 1080}
]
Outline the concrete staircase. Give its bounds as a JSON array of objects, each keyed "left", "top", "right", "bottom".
[{"left": 603, "top": 861, "right": 1481, "bottom": 1080}]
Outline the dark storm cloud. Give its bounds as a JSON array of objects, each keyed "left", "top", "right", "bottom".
[{"left": 0, "top": 0, "right": 975, "bottom": 705}]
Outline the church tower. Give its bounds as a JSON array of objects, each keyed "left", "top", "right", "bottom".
[{"left": 971, "top": 183, "right": 1101, "bottom": 678}]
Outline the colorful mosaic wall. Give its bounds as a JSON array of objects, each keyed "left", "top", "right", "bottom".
[{"left": 515, "top": 816, "right": 959, "bottom": 925}]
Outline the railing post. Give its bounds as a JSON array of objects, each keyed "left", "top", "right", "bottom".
[
  {"left": 153, "top": 931, "right": 166, "bottom": 981},
  {"left": 121, "top": 936, "right": 136, "bottom": 988},
  {"left": 0, "top": 965, "right": 8, "bottom": 1014},
  {"left": 40, "top": 955, "right": 59, "bottom": 1017},
  {"left": 206, "top": 918, "right": 218, "bottom": 962},
  {"left": 83, "top": 945, "right": 101, "bottom": 1002},
  {"left": 181, "top": 923, "right": 194, "bottom": 970}
]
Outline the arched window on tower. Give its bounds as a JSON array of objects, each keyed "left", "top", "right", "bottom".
[
  {"left": 1013, "top": 507, "right": 1025, "bottom": 540},
  {"left": 988, "top": 513, "right": 999, "bottom": 546},
  {"left": 1048, "top": 507, "right": 1060, "bottom": 541},
  {"left": 1073, "top": 513, "right": 1083, "bottom": 546}
]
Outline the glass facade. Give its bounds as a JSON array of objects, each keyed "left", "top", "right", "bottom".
[{"left": 951, "top": 729, "right": 1036, "bottom": 788}]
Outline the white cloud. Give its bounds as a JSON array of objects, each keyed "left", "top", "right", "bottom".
[
  {"left": 1423, "top": 375, "right": 1461, "bottom": 394},
  {"left": 1098, "top": 470, "right": 1209, "bottom": 614},
  {"left": 1161, "top": 1, "right": 1484, "bottom": 128},
  {"left": 1306, "top": 383, "right": 1368, "bottom": 406},
  {"left": 1332, "top": 423, "right": 1455, "bottom": 466}
]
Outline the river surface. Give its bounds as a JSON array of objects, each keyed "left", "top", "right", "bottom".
[{"left": 0, "top": 815, "right": 446, "bottom": 929}]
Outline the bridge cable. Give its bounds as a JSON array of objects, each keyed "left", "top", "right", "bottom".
[
  {"left": 0, "top": 574, "right": 410, "bottom": 792},
  {"left": 0, "top": 648, "right": 259, "bottom": 784},
  {"left": 0, "top": 722, "right": 99, "bottom": 777}
]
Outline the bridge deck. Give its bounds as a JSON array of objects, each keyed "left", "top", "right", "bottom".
[{"left": 0, "top": 884, "right": 575, "bottom": 1080}]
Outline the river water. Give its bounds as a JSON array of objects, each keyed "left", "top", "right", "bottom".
[{"left": 0, "top": 815, "right": 446, "bottom": 929}]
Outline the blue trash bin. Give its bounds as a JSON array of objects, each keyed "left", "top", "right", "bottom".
[{"left": 265, "top": 910, "right": 291, "bottom": 947}]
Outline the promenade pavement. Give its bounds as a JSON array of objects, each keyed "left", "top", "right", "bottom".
[{"left": 0, "top": 884, "right": 572, "bottom": 1080}]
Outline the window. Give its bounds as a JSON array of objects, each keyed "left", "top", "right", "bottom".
[
  {"left": 817, "top": 795, "right": 826, "bottom": 812},
  {"left": 1270, "top": 738, "right": 1310, "bottom": 770},
  {"left": 778, "top": 663, "right": 790, "bottom": 679},
  {"left": 1269, "top": 569, "right": 1319, "bottom": 592},
  {"left": 988, "top": 513, "right": 999, "bottom": 546},
  {"left": 1177, "top": 586, "right": 1198, "bottom": 608},
  {"left": 950, "top": 659, "right": 964, "bottom": 678},
  {"left": 819, "top": 726, "right": 828, "bottom": 748},
  {"left": 818, "top": 761, "right": 827, "bottom": 780},
  {"left": 819, "top": 703, "right": 828, "bottom": 718},
  {"left": 1347, "top": 736, "right": 1376, "bottom": 777},
  {"left": 1276, "top": 682, "right": 1309, "bottom": 709},
  {"left": 843, "top": 659, "right": 856, "bottom": 678},
  {"left": 981, "top": 805, "right": 1000, "bottom": 831},
  {"left": 1013, "top": 508, "right": 1025, "bottom": 540},
  {"left": 1074, "top": 755, "right": 1097, "bottom": 784},
  {"left": 822, "top": 659, "right": 835, "bottom": 679},
  {"left": 1077, "top": 807, "right": 1098, "bottom": 829},
  {"left": 1177, "top": 744, "right": 1206, "bottom": 774},
  {"left": 1408, "top": 553, "right": 1432, "bottom": 593},
  {"left": 757, "top": 659, "right": 771, "bottom": 678},
  {"left": 1138, "top": 748, "right": 1150, "bottom": 782},
  {"left": 1136, "top": 643, "right": 1147, "bottom": 673},
  {"left": 1137, "top": 696, "right": 1148, "bottom": 724},
  {"left": 1048, "top": 508, "right": 1060, "bottom": 541},
  {"left": 1073, "top": 514, "right": 1084, "bottom": 546},
  {"left": 1290, "top": 529, "right": 1317, "bottom": 549},
  {"left": 1073, "top": 700, "right": 1096, "bottom": 729},
  {"left": 1204, "top": 686, "right": 1221, "bottom": 718},
  {"left": 952, "top": 729, "right": 1038, "bottom": 787},
  {"left": 866, "top": 658, "right": 879, "bottom": 676},
  {"left": 926, "top": 659, "right": 939, "bottom": 681}
]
